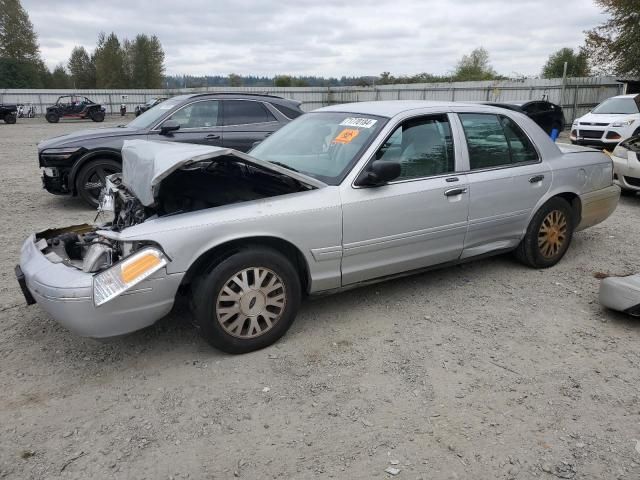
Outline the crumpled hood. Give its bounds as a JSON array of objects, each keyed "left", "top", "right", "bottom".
[
  {"left": 121, "top": 140, "right": 326, "bottom": 207},
  {"left": 38, "top": 126, "right": 141, "bottom": 150},
  {"left": 576, "top": 112, "right": 640, "bottom": 125}
]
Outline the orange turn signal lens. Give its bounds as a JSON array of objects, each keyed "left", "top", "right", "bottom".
[{"left": 121, "top": 253, "right": 162, "bottom": 283}]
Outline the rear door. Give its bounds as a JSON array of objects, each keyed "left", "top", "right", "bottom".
[
  {"left": 457, "top": 112, "right": 551, "bottom": 258},
  {"left": 150, "top": 99, "right": 223, "bottom": 146},
  {"left": 221, "top": 100, "right": 281, "bottom": 152}
]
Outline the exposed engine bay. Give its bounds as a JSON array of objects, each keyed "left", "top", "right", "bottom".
[{"left": 35, "top": 156, "right": 312, "bottom": 274}]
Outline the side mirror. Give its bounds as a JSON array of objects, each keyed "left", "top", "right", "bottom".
[
  {"left": 357, "top": 160, "right": 402, "bottom": 186},
  {"left": 160, "top": 119, "right": 180, "bottom": 136}
]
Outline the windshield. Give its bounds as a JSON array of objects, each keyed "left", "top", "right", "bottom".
[
  {"left": 250, "top": 112, "right": 387, "bottom": 185},
  {"left": 592, "top": 97, "right": 639, "bottom": 114},
  {"left": 127, "top": 98, "right": 181, "bottom": 129}
]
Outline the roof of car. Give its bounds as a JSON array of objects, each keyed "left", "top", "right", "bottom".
[
  {"left": 612, "top": 94, "right": 639, "bottom": 99},
  {"left": 166, "top": 92, "right": 300, "bottom": 106},
  {"left": 316, "top": 100, "right": 499, "bottom": 117}
]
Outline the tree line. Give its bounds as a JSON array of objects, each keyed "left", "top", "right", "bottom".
[
  {"left": 0, "top": 0, "right": 637, "bottom": 90},
  {"left": 0, "top": 0, "right": 165, "bottom": 88}
]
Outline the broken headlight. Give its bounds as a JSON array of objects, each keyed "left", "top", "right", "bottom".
[{"left": 93, "top": 247, "right": 167, "bottom": 306}]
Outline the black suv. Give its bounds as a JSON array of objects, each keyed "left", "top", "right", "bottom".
[{"left": 38, "top": 93, "right": 304, "bottom": 206}]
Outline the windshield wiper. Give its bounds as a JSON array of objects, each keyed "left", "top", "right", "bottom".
[{"left": 269, "top": 161, "right": 299, "bottom": 173}]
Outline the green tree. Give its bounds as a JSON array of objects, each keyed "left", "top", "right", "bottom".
[
  {"left": 47, "top": 64, "right": 71, "bottom": 88},
  {"left": 67, "top": 46, "right": 95, "bottom": 88},
  {"left": 377, "top": 71, "right": 395, "bottom": 85},
  {"left": 0, "top": 0, "right": 46, "bottom": 87},
  {"left": 125, "top": 34, "right": 165, "bottom": 88},
  {"left": 228, "top": 73, "right": 242, "bottom": 86},
  {"left": 94, "top": 32, "right": 127, "bottom": 88},
  {"left": 584, "top": 0, "right": 640, "bottom": 76},
  {"left": 273, "top": 75, "right": 292, "bottom": 87},
  {"left": 542, "top": 47, "right": 590, "bottom": 78},
  {"left": 452, "top": 47, "right": 498, "bottom": 81}
]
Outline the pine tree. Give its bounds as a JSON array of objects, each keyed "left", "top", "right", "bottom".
[
  {"left": 93, "top": 32, "right": 127, "bottom": 88},
  {"left": 48, "top": 64, "right": 71, "bottom": 88},
  {"left": 0, "top": 0, "right": 46, "bottom": 87},
  {"left": 68, "top": 46, "right": 96, "bottom": 88}
]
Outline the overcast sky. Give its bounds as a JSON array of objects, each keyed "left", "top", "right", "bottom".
[{"left": 22, "top": 0, "right": 605, "bottom": 78}]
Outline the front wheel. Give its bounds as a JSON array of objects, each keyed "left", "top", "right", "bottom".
[
  {"left": 515, "top": 197, "right": 575, "bottom": 268},
  {"left": 75, "top": 158, "right": 121, "bottom": 207},
  {"left": 3, "top": 113, "right": 16, "bottom": 124},
  {"left": 90, "top": 110, "right": 105, "bottom": 122},
  {"left": 191, "top": 247, "right": 302, "bottom": 353},
  {"left": 45, "top": 112, "right": 59, "bottom": 123}
]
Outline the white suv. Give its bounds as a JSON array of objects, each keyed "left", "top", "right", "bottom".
[{"left": 571, "top": 94, "right": 640, "bottom": 149}]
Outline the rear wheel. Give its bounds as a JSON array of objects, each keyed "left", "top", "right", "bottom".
[
  {"left": 515, "top": 197, "right": 575, "bottom": 268},
  {"left": 45, "top": 111, "right": 59, "bottom": 123},
  {"left": 191, "top": 247, "right": 301, "bottom": 353},
  {"left": 3, "top": 113, "right": 16, "bottom": 124},
  {"left": 75, "top": 158, "right": 121, "bottom": 207},
  {"left": 90, "top": 110, "right": 105, "bottom": 122}
]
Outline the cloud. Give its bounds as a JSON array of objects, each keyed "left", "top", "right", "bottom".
[{"left": 21, "top": 0, "right": 605, "bottom": 77}]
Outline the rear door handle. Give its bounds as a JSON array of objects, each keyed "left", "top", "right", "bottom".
[
  {"left": 205, "top": 134, "right": 220, "bottom": 140},
  {"left": 444, "top": 187, "right": 467, "bottom": 197},
  {"left": 529, "top": 175, "right": 545, "bottom": 183}
]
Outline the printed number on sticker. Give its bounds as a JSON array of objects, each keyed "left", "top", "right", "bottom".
[{"left": 339, "top": 117, "right": 377, "bottom": 128}]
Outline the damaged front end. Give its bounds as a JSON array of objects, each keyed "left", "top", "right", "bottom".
[{"left": 17, "top": 140, "right": 323, "bottom": 337}]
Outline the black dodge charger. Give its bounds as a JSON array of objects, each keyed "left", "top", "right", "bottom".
[{"left": 38, "top": 93, "right": 304, "bottom": 206}]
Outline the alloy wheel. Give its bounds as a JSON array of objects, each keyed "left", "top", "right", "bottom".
[{"left": 538, "top": 210, "right": 568, "bottom": 259}]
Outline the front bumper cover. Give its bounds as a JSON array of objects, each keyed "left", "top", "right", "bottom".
[{"left": 18, "top": 233, "right": 184, "bottom": 338}]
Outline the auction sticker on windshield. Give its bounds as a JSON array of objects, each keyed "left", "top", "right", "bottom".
[
  {"left": 333, "top": 128, "right": 360, "bottom": 144},
  {"left": 340, "top": 117, "right": 377, "bottom": 128}
]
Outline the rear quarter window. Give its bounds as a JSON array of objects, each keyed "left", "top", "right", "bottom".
[{"left": 273, "top": 103, "right": 303, "bottom": 119}]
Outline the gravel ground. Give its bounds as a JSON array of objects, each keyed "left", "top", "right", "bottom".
[{"left": 1, "top": 118, "right": 639, "bottom": 480}]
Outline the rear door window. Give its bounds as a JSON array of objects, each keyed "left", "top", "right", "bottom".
[
  {"left": 223, "top": 100, "right": 277, "bottom": 126},
  {"left": 459, "top": 113, "right": 538, "bottom": 169}
]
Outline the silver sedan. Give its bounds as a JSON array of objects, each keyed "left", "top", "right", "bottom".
[{"left": 17, "top": 101, "right": 620, "bottom": 353}]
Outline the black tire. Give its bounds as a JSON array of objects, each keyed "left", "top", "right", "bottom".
[
  {"left": 90, "top": 110, "right": 105, "bottom": 122},
  {"left": 4, "top": 113, "right": 16, "bottom": 124},
  {"left": 515, "top": 197, "right": 575, "bottom": 268},
  {"left": 191, "top": 247, "right": 302, "bottom": 354},
  {"left": 620, "top": 188, "right": 637, "bottom": 197},
  {"left": 45, "top": 111, "right": 59, "bottom": 123},
  {"left": 75, "top": 158, "right": 121, "bottom": 207}
]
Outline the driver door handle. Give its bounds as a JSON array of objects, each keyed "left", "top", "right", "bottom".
[
  {"left": 205, "top": 134, "right": 220, "bottom": 140},
  {"left": 444, "top": 187, "right": 467, "bottom": 197},
  {"left": 529, "top": 175, "right": 545, "bottom": 183}
]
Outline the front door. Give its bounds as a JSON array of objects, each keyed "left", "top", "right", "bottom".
[
  {"left": 457, "top": 112, "right": 551, "bottom": 259},
  {"left": 151, "top": 99, "right": 223, "bottom": 146},
  {"left": 340, "top": 114, "right": 469, "bottom": 285}
]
